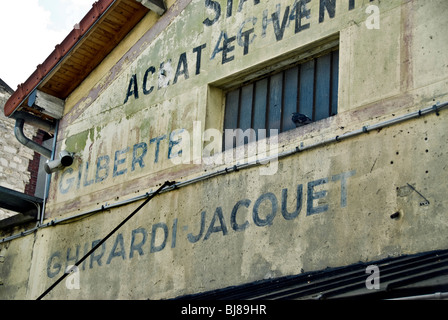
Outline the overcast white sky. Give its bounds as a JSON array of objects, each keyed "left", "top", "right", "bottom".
[{"left": 0, "top": 0, "right": 93, "bottom": 90}]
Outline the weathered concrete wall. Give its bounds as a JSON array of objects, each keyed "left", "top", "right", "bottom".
[{"left": 1, "top": 0, "right": 448, "bottom": 299}]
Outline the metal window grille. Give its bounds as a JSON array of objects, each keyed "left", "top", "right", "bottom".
[{"left": 223, "top": 49, "right": 339, "bottom": 150}]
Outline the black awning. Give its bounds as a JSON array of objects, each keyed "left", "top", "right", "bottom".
[
  {"left": 174, "top": 249, "right": 448, "bottom": 300},
  {"left": 0, "top": 186, "right": 42, "bottom": 229}
]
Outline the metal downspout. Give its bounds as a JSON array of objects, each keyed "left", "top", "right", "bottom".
[
  {"left": 40, "top": 120, "right": 59, "bottom": 225},
  {"left": 13, "top": 112, "right": 55, "bottom": 159}
]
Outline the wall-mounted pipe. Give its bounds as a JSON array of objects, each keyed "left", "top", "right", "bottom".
[
  {"left": 12, "top": 111, "right": 56, "bottom": 159},
  {"left": 14, "top": 118, "right": 52, "bottom": 159},
  {"left": 40, "top": 120, "right": 59, "bottom": 226},
  {"left": 12, "top": 111, "right": 56, "bottom": 133}
]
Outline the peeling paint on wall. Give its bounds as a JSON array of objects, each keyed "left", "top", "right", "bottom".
[{"left": 2, "top": 0, "right": 448, "bottom": 300}]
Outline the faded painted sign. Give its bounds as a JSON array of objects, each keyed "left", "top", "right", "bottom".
[
  {"left": 47, "top": 170, "right": 356, "bottom": 278},
  {"left": 57, "top": 0, "right": 378, "bottom": 201},
  {"left": 58, "top": 124, "right": 280, "bottom": 194},
  {"left": 123, "top": 0, "right": 377, "bottom": 104}
]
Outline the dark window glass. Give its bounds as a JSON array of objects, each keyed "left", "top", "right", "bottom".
[{"left": 223, "top": 50, "right": 339, "bottom": 150}]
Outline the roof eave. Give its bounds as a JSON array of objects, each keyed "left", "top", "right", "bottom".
[{"left": 4, "top": 0, "right": 153, "bottom": 119}]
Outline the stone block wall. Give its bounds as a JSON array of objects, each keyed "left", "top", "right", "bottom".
[{"left": 0, "top": 80, "right": 37, "bottom": 220}]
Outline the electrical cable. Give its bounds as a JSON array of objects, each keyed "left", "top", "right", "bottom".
[{"left": 36, "top": 180, "right": 175, "bottom": 300}]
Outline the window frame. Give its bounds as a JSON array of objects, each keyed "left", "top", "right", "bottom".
[{"left": 222, "top": 47, "right": 340, "bottom": 150}]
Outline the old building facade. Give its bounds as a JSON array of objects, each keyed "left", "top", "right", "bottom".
[{"left": 1, "top": 0, "right": 448, "bottom": 300}]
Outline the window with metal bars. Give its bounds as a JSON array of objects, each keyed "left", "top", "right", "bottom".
[{"left": 223, "top": 49, "right": 339, "bottom": 150}]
